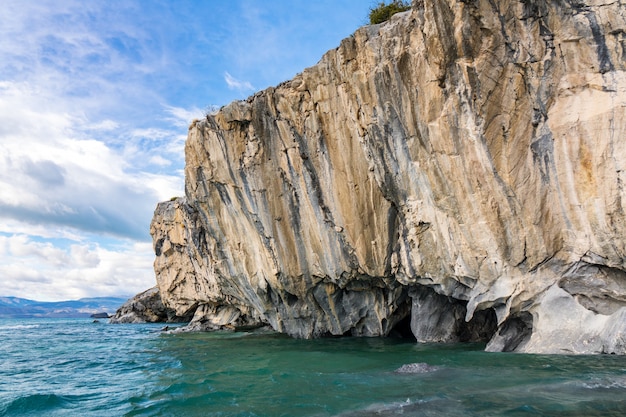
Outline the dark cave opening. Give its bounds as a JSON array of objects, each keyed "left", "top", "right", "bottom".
[
  {"left": 487, "top": 311, "right": 533, "bottom": 352},
  {"left": 459, "top": 307, "right": 499, "bottom": 343},
  {"left": 388, "top": 314, "right": 416, "bottom": 340}
]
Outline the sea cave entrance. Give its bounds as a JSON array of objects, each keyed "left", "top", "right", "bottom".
[
  {"left": 386, "top": 286, "right": 500, "bottom": 344},
  {"left": 388, "top": 313, "right": 416, "bottom": 340}
]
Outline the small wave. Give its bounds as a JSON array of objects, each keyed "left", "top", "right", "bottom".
[
  {"left": 1, "top": 393, "right": 77, "bottom": 415},
  {"left": 394, "top": 362, "right": 439, "bottom": 374},
  {"left": 0, "top": 324, "right": 40, "bottom": 331},
  {"left": 334, "top": 398, "right": 438, "bottom": 416},
  {"left": 578, "top": 376, "right": 626, "bottom": 390},
  {"left": 363, "top": 398, "right": 420, "bottom": 412}
]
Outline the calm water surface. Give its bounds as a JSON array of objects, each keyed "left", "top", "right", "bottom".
[{"left": 0, "top": 318, "right": 625, "bottom": 416}]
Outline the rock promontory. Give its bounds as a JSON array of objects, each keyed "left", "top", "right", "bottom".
[
  {"left": 147, "top": 0, "right": 626, "bottom": 353},
  {"left": 109, "top": 287, "right": 192, "bottom": 324}
]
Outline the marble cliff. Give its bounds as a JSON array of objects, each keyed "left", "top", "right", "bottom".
[{"left": 148, "top": 0, "right": 626, "bottom": 354}]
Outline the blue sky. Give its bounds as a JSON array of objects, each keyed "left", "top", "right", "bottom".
[{"left": 0, "top": 0, "right": 369, "bottom": 301}]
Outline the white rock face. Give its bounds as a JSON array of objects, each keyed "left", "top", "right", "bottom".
[{"left": 150, "top": 0, "right": 626, "bottom": 353}]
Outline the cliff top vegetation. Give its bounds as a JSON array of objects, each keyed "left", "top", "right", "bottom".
[{"left": 369, "top": 1, "right": 411, "bottom": 24}]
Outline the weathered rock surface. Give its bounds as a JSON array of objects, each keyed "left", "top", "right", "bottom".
[
  {"left": 110, "top": 287, "right": 191, "bottom": 324},
  {"left": 150, "top": 0, "right": 626, "bottom": 353}
]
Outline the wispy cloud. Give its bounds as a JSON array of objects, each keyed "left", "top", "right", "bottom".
[
  {"left": 224, "top": 72, "right": 255, "bottom": 92},
  {"left": 164, "top": 105, "right": 205, "bottom": 128},
  {"left": 0, "top": 0, "right": 367, "bottom": 301}
]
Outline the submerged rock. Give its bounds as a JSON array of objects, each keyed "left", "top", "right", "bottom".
[
  {"left": 394, "top": 363, "right": 439, "bottom": 374},
  {"left": 145, "top": 0, "right": 626, "bottom": 353}
]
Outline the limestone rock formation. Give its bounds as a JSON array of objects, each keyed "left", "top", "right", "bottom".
[
  {"left": 150, "top": 0, "right": 626, "bottom": 353},
  {"left": 110, "top": 287, "right": 191, "bottom": 324}
]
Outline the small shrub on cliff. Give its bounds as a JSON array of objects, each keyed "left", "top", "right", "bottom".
[{"left": 369, "top": 1, "right": 411, "bottom": 25}]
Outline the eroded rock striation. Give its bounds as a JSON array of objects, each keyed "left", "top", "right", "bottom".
[{"left": 150, "top": 0, "right": 626, "bottom": 353}]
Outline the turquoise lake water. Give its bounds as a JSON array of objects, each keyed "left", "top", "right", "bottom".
[{"left": 0, "top": 318, "right": 625, "bottom": 416}]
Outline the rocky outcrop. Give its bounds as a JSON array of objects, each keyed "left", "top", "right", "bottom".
[
  {"left": 150, "top": 0, "right": 626, "bottom": 353},
  {"left": 109, "top": 287, "right": 192, "bottom": 324}
]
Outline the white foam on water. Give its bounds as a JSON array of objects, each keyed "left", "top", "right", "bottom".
[
  {"left": 578, "top": 376, "right": 626, "bottom": 390},
  {"left": 0, "top": 324, "right": 40, "bottom": 331}
]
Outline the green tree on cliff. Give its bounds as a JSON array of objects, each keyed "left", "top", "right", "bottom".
[{"left": 369, "top": 1, "right": 411, "bottom": 24}]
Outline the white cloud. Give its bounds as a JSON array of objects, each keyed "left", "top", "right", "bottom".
[
  {"left": 0, "top": 234, "right": 154, "bottom": 301},
  {"left": 224, "top": 72, "right": 255, "bottom": 92},
  {"left": 0, "top": 0, "right": 368, "bottom": 301},
  {"left": 164, "top": 105, "right": 205, "bottom": 128},
  {"left": 0, "top": 77, "right": 186, "bottom": 239},
  {"left": 3, "top": 235, "right": 70, "bottom": 266},
  {"left": 0, "top": 2, "right": 187, "bottom": 299},
  {"left": 149, "top": 155, "right": 172, "bottom": 167},
  {"left": 86, "top": 119, "right": 120, "bottom": 132}
]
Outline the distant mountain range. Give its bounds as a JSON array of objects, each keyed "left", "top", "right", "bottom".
[{"left": 0, "top": 296, "right": 128, "bottom": 318}]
